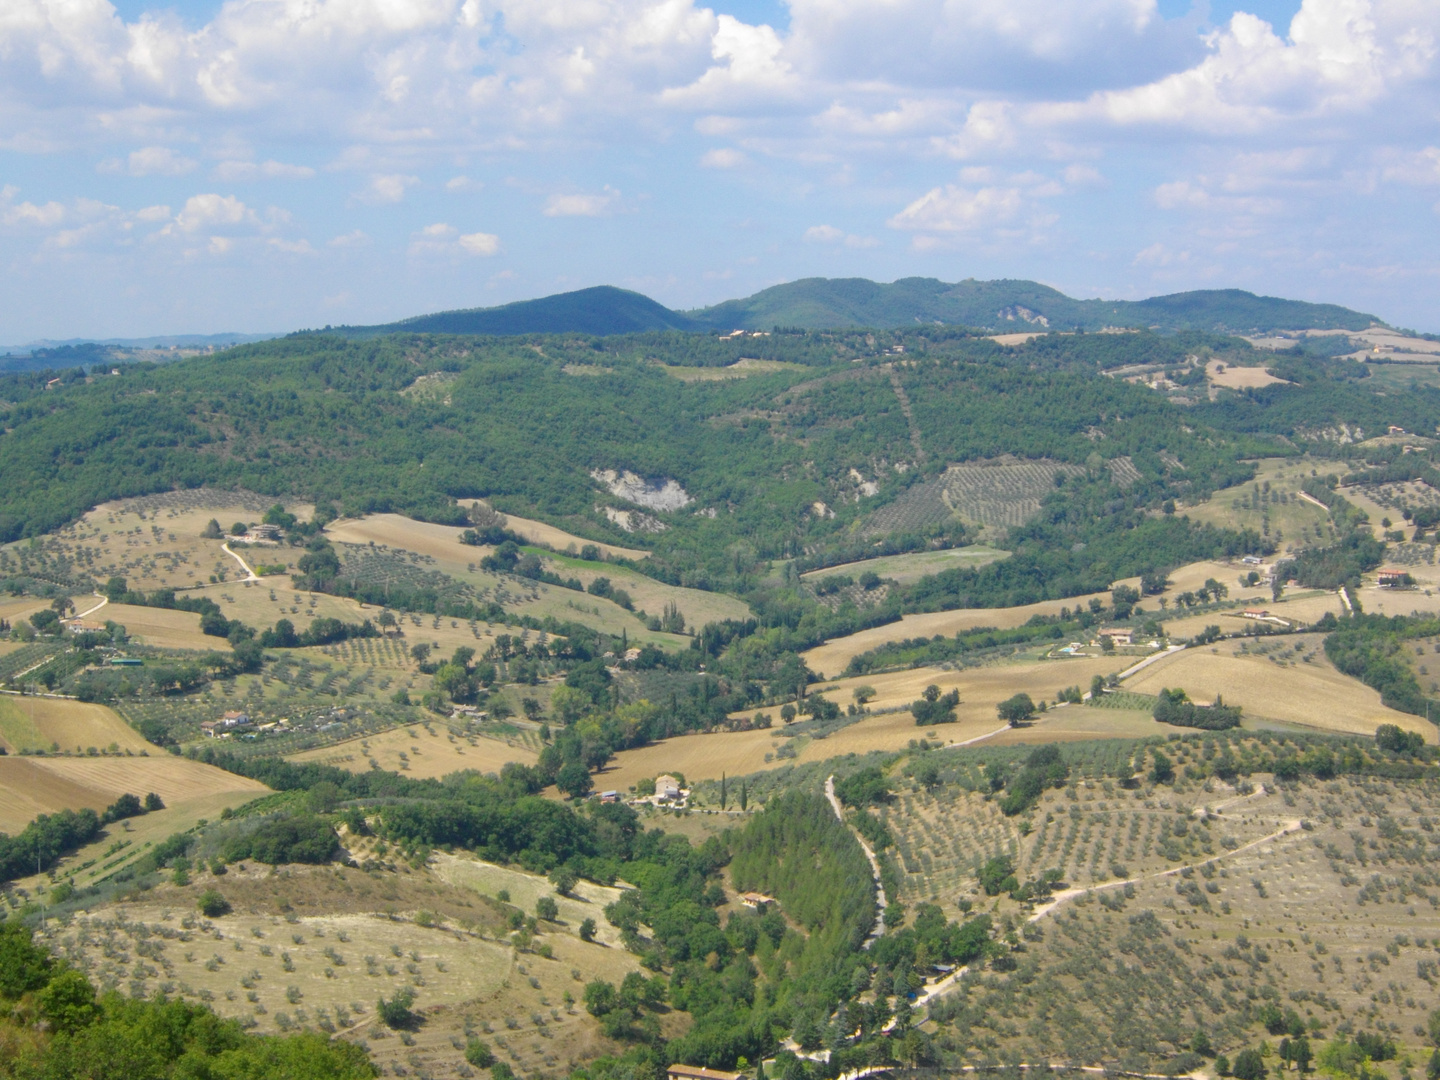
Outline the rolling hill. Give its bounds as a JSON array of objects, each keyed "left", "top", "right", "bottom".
[
  {"left": 684, "top": 277, "right": 1382, "bottom": 334},
  {"left": 336, "top": 284, "right": 699, "bottom": 337}
]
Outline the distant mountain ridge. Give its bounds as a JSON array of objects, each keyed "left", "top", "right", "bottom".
[
  {"left": 341, "top": 277, "right": 1381, "bottom": 339},
  {"left": 11, "top": 279, "right": 1386, "bottom": 371},
  {"left": 683, "top": 277, "right": 1381, "bottom": 334},
  {"left": 339, "top": 286, "right": 698, "bottom": 337}
]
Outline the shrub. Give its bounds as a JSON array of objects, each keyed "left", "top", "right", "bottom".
[
  {"left": 1231, "top": 1049, "right": 1264, "bottom": 1080},
  {"left": 979, "top": 856, "right": 1017, "bottom": 897},
  {"left": 997, "top": 693, "right": 1036, "bottom": 725},
  {"left": 377, "top": 987, "right": 416, "bottom": 1029},
  {"left": 548, "top": 866, "right": 578, "bottom": 896},
  {"left": 197, "top": 890, "right": 231, "bottom": 918},
  {"left": 536, "top": 896, "right": 559, "bottom": 922},
  {"left": 465, "top": 1039, "right": 495, "bottom": 1068}
]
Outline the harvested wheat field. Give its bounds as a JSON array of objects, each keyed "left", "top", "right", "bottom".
[
  {"left": 1126, "top": 647, "right": 1430, "bottom": 740},
  {"left": 0, "top": 596, "right": 60, "bottom": 626},
  {"left": 1159, "top": 588, "right": 1344, "bottom": 640},
  {"left": 104, "top": 603, "right": 226, "bottom": 652},
  {"left": 290, "top": 723, "right": 537, "bottom": 780},
  {"left": 1206, "top": 359, "right": 1290, "bottom": 390},
  {"left": 0, "top": 758, "right": 114, "bottom": 832},
  {"left": 802, "top": 591, "right": 1113, "bottom": 678},
  {"left": 329, "top": 510, "right": 646, "bottom": 563},
  {"left": 807, "top": 657, "right": 1128, "bottom": 719},
  {"left": 606, "top": 657, "right": 1144, "bottom": 790},
  {"left": 1359, "top": 584, "right": 1440, "bottom": 617},
  {"left": 25, "top": 754, "right": 269, "bottom": 808},
  {"left": 0, "top": 695, "right": 154, "bottom": 755},
  {"left": 10, "top": 786, "right": 272, "bottom": 896}
]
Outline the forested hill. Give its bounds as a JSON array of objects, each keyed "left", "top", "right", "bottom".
[
  {"left": 685, "top": 278, "right": 1381, "bottom": 334},
  {"left": 322, "top": 279, "right": 1381, "bottom": 341},
  {"left": 5, "top": 323, "right": 1439, "bottom": 612},
  {"left": 332, "top": 286, "right": 699, "bottom": 337}
]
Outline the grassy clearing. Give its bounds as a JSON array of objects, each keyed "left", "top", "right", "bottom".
[
  {"left": 1206, "top": 359, "right": 1290, "bottom": 390},
  {"left": 801, "top": 545, "right": 1009, "bottom": 585},
  {"left": 1179, "top": 457, "right": 1337, "bottom": 554},
  {"left": 660, "top": 357, "right": 807, "bottom": 381},
  {"left": 431, "top": 853, "right": 629, "bottom": 947}
]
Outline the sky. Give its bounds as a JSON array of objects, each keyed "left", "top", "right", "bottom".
[{"left": 2, "top": 0, "right": 1439, "bottom": 340}]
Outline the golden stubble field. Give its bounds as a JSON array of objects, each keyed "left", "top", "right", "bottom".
[
  {"left": 801, "top": 591, "right": 1115, "bottom": 678},
  {"left": 600, "top": 655, "right": 1145, "bottom": 791},
  {"left": 0, "top": 754, "right": 269, "bottom": 835},
  {"left": 289, "top": 723, "right": 538, "bottom": 780},
  {"left": 1126, "top": 645, "right": 1431, "bottom": 740},
  {"left": 323, "top": 513, "right": 695, "bottom": 645},
  {"left": 0, "top": 694, "right": 155, "bottom": 754}
]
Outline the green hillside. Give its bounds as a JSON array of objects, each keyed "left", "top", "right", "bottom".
[
  {"left": 335, "top": 285, "right": 698, "bottom": 337},
  {"left": 4, "top": 323, "right": 1438, "bottom": 624},
  {"left": 686, "top": 277, "right": 1381, "bottom": 334}
]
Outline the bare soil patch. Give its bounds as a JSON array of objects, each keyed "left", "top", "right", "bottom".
[{"left": 1206, "top": 359, "right": 1290, "bottom": 390}]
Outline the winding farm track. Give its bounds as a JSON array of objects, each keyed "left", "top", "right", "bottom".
[
  {"left": 825, "top": 774, "right": 888, "bottom": 946},
  {"left": 72, "top": 593, "right": 108, "bottom": 621},
  {"left": 221, "top": 543, "right": 260, "bottom": 582},
  {"left": 1025, "top": 812, "right": 1303, "bottom": 924}
]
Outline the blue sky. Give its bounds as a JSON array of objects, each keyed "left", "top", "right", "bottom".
[{"left": 2, "top": 0, "right": 1437, "bottom": 340}]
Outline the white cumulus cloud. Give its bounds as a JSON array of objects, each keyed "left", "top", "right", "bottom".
[
  {"left": 98, "top": 147, "right": 197, "bottom": 177},
  {"left": 888, "top": 185, "right": 1023, "bottom": 232},
  {"left": 543, "top": 187, "right": 621, "bottom": 217},
  {"left": 213, "top": 160, "right": 316, "bottom": 181}
]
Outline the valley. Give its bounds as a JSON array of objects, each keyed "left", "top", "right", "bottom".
[{"left": 6, "top": 294, "right": 1440, "bottom": 1080}]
